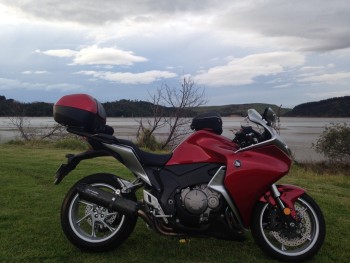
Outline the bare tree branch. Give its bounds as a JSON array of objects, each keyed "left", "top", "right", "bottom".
[
  {"left": 7, "top": 102, "right": 68, "bottom": 141},
  {"left": 136, "top": 76, "right": 207, "bottom": 149}
]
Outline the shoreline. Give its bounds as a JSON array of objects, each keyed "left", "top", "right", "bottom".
[{"left": 1, "top": 116, "right": 349, "bottom": 162}]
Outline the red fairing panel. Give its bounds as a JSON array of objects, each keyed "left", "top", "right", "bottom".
[
  {"left": 224, "top": 145, "right": 292, "bottom": 227},
  {"left": 260, "top": 184, "right": 305, "bottom": 218},
  {"left": 166, "top": 130, "right": 239, "bottom": 165},
  {"left": 55, "top": 94, "right": 98, "bottom": 114}
]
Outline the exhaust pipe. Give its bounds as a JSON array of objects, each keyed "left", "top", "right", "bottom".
[{"left": 76, "top": 184, "right": 138, "bottom": 216}]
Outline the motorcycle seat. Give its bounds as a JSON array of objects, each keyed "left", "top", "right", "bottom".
[
  {"left": 85, "top": 130, "right": 173, "bottom": 166},
  {"left": 117, "top": 139, "right": 173, "bottom": 167}
]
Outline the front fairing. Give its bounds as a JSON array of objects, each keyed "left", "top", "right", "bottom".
[{"left": 224, "top": 144, "right": 292, "bottom": 227}]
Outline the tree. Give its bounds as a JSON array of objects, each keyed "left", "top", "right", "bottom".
[
  {"left": 137, "top": 77, "right": 207, "bottom": 149},
  {"left": 7, "top": 102, "right": 66, "bottom": 141},
  {"left": 313, "top": 123, "right": 350, "bottom": 163},
  {"left": 161, "top": 77, "right": 207, "bottom": 148}
]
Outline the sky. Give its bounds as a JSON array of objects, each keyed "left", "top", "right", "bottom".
[{"left": 0, "top": 0, "right": 350, "bottom": 107}]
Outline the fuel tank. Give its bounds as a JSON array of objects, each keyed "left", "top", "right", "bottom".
[{"left": 166, "top": 130, "right": 239, "bottom": 165}]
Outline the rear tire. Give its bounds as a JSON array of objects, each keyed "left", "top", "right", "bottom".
[
  {"left": 251, "top": 193, "right": 325, "bottom": 262},
  {"left": 61, "top": 173, "right": 138, "bottom": 252}
]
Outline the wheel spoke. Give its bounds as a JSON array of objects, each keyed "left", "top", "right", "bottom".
[
  {"left": 91, "top": 220, "right": 96, "bottom": 238},
  {"left": 281, "top": 244, "right": 287, "bottom": 251},
  {"left": 105, "top": 212, "right": 118, "bottom": 217},
  {"left": 79, "top": 200, "right": 95, "bottom": 207},
  {"left": 76, "top": 212, "right": 92, "bottom": 225},
  {"left": 100, "top": 220, "right": 116, "bottom": 232}
]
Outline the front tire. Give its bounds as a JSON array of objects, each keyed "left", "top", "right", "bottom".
[
  {"left": 251, "top": 193, "right": 325, "bottom": 262},
  {"left": 61, "top": 173, "right": 138, "bottom": 252}
]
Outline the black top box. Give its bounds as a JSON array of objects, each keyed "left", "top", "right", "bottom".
[
  {"left": 191, "top": 112, "right": 223, "bottom": 135},
  {"left": 54, "top": 94, "right": 106, "bottom": 132}
]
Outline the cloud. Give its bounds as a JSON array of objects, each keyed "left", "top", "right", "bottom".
[
  {"left": 37, "top": 49, "right": 77, "bottom": 58},
  {"left": 22, "top": 70, "right": 50, "bottom": 74},
  {"left": 0, "top": 77, "right": 82, "bottom": 91},
  {"left": 3, "top": 0, "right": 350, "bottom": 53},
  {"left": 77, "top": 70, "right": 177, "bottom": 84},
  {"left": 0, "top": 77, "right": 21, "bottom": 89},
  {"left": 74, "top": 46, "right": 147, "bottom": 66},
  {"left": 38, "top": 45, "right": 147, "bottom": 66},
  {"left": 299, "top": 72, "right": 350, "bottom": 84},
  {"left": 272, "top": 83, "right": 292, "bottom": 89},
  {"left": 194, "top": 51, "right": 305, "bottom": 86},
  {"left": 218, "top": 0, "right": 350, "bottom": 51},
  {"left": 1, "top": 0, "right": 217, "bottom": 25}
]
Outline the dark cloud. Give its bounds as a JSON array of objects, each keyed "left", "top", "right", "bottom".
[
  {"left": 218, "top": 0, "right": 350, "bottom": 51},
  {"left": 2, "top": 0, "right": 217, "bottom": 25},
  {"left": 3, "top": 0, "right": 349, "bottom": 52}
]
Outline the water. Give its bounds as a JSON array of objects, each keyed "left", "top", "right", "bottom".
[{"left": 1, "top": 116, "right": 349, "bottom": 162}]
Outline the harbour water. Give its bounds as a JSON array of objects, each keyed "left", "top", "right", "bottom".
[{"left": 1, "top": 116, "right": 349, "bottom": 162}]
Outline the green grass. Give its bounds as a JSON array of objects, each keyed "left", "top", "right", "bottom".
[{"left": 0, "top": 144, "right": 349, "bottom": 263}]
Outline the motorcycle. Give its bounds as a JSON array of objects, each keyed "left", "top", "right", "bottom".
[{"left": 53, "top": 94, "right": 325, "bottom": 262}]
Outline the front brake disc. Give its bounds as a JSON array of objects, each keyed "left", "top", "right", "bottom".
[{"left": 270, "top": 206, "right": 312, "bottom": 246}]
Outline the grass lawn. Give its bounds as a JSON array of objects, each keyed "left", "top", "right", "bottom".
[{"left": 0, "top": 144, "right": 349, "bottom": 263}]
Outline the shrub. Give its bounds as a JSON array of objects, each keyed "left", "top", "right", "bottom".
[
  {"left": 136, "top": 128, "right": 163, "bottom": 151},
  {"left": 6, "top": 139, "right": 26, "bottom": 146},
  {"left": 313, "top": 123, "right": 350, "bottom": 164}
]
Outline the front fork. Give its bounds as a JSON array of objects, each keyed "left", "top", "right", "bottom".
[
  {"left": 271, "top": 184, "right": 286, "bottom": 210},
  {"left": 261, "top": 184, "right": 305, "bottom": 220}
]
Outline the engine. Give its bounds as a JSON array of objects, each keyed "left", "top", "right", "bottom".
[{"left": 177, "top": 184, "right": 222, "bottom": 226}]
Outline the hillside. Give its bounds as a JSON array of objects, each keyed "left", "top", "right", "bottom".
[
  {"left": 1, "top": 95, "right": 349, "bottom": 117},
  {"left": 1, "top": 95, "right": 287, "bottom": 117},
  {"left": 0, "top": 96, "right": 53, "bottom": 116},
  {"left": 284, "top": 96, "right": 350, "bottom": 117},
  {"left": 195, "top": 103, "right": 290, "bottom": 117}
]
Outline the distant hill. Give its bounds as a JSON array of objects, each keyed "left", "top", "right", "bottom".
[
  {"left": 0, "top": 95, "right": 53, "bottom": 116},
  {"left": 103, "top": 99, "right": 163, "bottom": 117},
  {"left": 1, "top": 95, "right": 348, "bottom": 117},
  {"left": 284, "top": 96, "right": 350, "bottom": 117},
  {"left": 0, "top": 95, "right": 290, "bottom": 117},
  {"left": 195, "top": 103, "right": 290, "bottom": 117}
]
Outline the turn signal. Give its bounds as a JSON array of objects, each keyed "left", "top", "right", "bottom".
[{"left": 283, "top": 207, "right": 291, "bottom": 215}]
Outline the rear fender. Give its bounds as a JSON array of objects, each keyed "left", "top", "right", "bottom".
[
  {"left": 260, "top": 184, "right": 305, "bottom": 218},
  {"left": 54, "top": 149, "right": 111, "bottom": 185}
]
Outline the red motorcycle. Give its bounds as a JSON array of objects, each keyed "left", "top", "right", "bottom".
[{"left": 54, "top": 94, "right": 325, "bottom": 262}]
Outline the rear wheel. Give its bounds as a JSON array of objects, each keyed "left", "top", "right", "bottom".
[
  {"left": 251, "top": 193, "right": 325, "bottom": 262},
  {"left": 61, "top": 173, "right": 138, "bottom": 252}
]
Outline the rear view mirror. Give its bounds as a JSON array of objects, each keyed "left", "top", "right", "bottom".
[{"left": 262, "top": 107, "right": 276, "bottom": 126}]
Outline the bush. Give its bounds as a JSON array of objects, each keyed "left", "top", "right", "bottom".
[
  {"left": 313, "top": 123, "right": 350, "bottom": 164},
  {"left": 136, "top": 128, "right": 163, "bottom": 151},
  {"left": 5, "top": 139, "right": 26, "bottom": 146}
]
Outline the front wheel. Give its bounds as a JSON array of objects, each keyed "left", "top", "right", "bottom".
[
  {"left": 251, "top": 193, "right": 325, "bottom": 262},
  {"left": 61, "top": 173, "right": 138, "bottom": 252}
]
